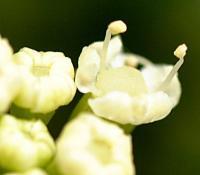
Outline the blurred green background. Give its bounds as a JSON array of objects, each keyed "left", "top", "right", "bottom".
[{"left": 0, "top": 0, "right": 199, "bottom": 174}]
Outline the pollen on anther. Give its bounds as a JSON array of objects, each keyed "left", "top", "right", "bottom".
[
  {"left": 174, "top": 44, "right": 187, "bottom": 59},
  {"left": 108, "top": 20, "right": 127, "bottom": 35}
]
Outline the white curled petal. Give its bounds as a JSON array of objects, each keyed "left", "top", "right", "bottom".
[
  {"left": 14, "top": 71, "right": 38, "bottom": 109},
  {"left": 55, "top": 113, "right": 135, "bottom": 175},
  {"left": 107, "top": 36, "right": 123, "bottom": 59},
  {"left": 89, "top": 91, "right": 173, "bottom": 125},
  {"left": 50, "top": 56, "right": 74, "bottom": 78},
  {"left": 90, "top": 36, "right": 122, "bottom": 61},
  {"left": 0, "top": 36, "right": 20, "bottom": 112},
  {"left": 141, "top": 65, "right": 181, "bottom": 106},
  {"left": 88, "top": 91, "right": 140, "bottom": 124},
  {"left": 109, "top": 53, "right": 139, "bottom": 68},
  {"left": 14, "top": 48, "right": 39, "bottom": 68},
  {"left": 33, "top": 76, "right": 76, "bottom": 113},
  {"left": 75, "top": 46, "right": 100, "bottom": 93},
  {"left": 0, "top": 64, "right": 21, "bottom": 113},
  {"left": 15, "top": 73, "right": 76, "bottom": 113},
  {"left": 132, "top": 92, "right": 173, "bottom": 125},
  {"left": 0, "top": 36, "right": 13, "bottom": 64},
  {"left": 108, "top": 53, "right": 126, "bottom": 68}
]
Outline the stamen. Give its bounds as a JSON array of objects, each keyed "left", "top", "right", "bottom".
[
  {"left": 158, "top": 44, "right": 187, "bottom": 91},
  {"left": 100, "top": 29, "right": 112, "bottom": 69},
  {"left": 100, "top": 20, "right": 127, "bottom": 70}
]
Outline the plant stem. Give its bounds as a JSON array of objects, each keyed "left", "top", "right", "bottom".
[{"left": 69, "top": 93, "right": 92, "bottom": 121}]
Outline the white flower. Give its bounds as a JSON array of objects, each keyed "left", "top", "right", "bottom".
[
  {"left": 54, "top": 113, "right": 135, "bottom": 175},
  {"left": 3, "top": 168, "right": 48, "bottom": 175},
  {"left": 75, "top": 20, "right": 187, "bottom": 125},
  {"left": 0, "top": 36, "right": 21, "bottom": 113},
  {"left": 0, "top": 114, "right": 55, "bottom": 171},
  {"left": 13, "top": 48, "right": 76, "bottom": 113}
]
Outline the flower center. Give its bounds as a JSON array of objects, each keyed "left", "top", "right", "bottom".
[
  {"left": 88, "top": 137, "right": 112, "bottom": 164},
  {"left": 96, "top": 67, "right": 147, "bottom": 96},
  {"left": 32, "top": 66, "right": 50, "bottom": 77}
]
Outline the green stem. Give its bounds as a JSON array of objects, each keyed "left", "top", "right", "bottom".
[
  {"left": 69, "top": 93, "right": 92, "bottom": 121},
  {"left": 120, "top": 123, "right": 136, "bottom": 134}
]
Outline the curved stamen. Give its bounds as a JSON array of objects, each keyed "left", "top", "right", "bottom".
[
  {"left": 158, "top": 44, "right": 187, "bottom": 91},
  {"left": 100, "top": 20, "right": 127, "bottom": 71},
  {"left": 100, "top": 29, "right": 112, "bottom": 70}
]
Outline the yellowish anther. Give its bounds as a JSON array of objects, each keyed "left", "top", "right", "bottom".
[
  {"left": 125, "top": 55, "right": 139, "bottom": 67},
  {"left": 174, "top": 43, "right": 187, "bottom": 59},
  {"left": 108, "top": 20, "right": 127, "bottom": 35}
]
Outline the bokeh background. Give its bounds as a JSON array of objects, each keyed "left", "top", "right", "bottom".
[{"left": 0, "top": 0, "right": 199, "bottom": 174}]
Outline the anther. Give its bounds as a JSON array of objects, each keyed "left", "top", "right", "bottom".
[
  {"left": 174, "top": 44, "right": 187, "bottom": 59},
  {"left": 158, "top": 44, "right": 187, "bottom": 91},
  {"left": 108, "top": 20, "right": 127, "bottom": 35}
]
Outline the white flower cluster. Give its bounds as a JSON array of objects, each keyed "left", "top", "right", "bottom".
[
  {"left": 0, "top": 35, "right": 77, "bottom": 174},
  {"left": 0, "top": 20, "right": 186, "bottom": 175}
]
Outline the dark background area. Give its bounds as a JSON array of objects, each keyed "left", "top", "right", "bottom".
[{"left": 0, "top": 0, "right": 199, "bottom": 174}]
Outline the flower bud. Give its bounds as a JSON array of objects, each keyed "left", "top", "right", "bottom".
[
  {"left": 0, "top": 115, "right": 55, "bottom": 171},
  {"left": 13, "top": 48, "right": 76, "bottom": 114},
  {"left": 54, "top": 113, "right": 135, "bottom": 175}
]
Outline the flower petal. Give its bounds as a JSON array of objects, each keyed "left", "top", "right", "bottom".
[
  {"left": 75, "top": 46, "right": 100, "bottom": 93},
  {"left": 141, "top": 65, "right": 181, "bottom": 106},
  {"left": 0, "top": 63, "right": 21, "bottom": 113},
  {"left": 89, "top": 91, "right": 173, "bottom": 125},
  {"left": 90, "top": 36, "right": 122, "bottom": 61},
  {"left": 0, "top": 35, "right": 13, "bottom": 64},
  {"left": 142, "top": 92, "right": 173, "bottom": 123},
  {"left": 88, "top": 91, "right": 140, "bottom": 124}
]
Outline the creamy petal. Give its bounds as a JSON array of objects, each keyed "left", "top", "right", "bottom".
[
  {"left": 75, "top": 46, "right": 100, "bottom": 93},
  {"left": 89, "top": 91, "right": 173, "bottom": 125},
  {"left": 88, "top": 92, "right": 139, "bottom": 124},
  {"left": 109, "top": 53, "right": 139, "bottom": 68},
  {"left": 90, "top": 36, "right": 122, "bottom": 63},
  {"left": 141, "top": 64, "right": 181, "bottom": 106},
  {"left": 0, "top": 35, "right": 13, "bottom": 64},
  {"left": 0, "top": 64, "right": 21, "bottom": 113}
]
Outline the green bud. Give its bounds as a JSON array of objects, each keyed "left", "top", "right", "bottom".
[{"left": 0, "top": 115, "right": 55, "bottom": 171}]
